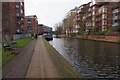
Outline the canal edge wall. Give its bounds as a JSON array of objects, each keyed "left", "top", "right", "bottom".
[
  {"left": 42, "top": 37, "right": 83, "bottom": 78},
  {"left": 57, "top": 34, "right": 120, "bottom": 44}
]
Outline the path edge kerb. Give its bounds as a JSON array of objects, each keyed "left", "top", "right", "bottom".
[{"left": 24, "top": 39, "right": 37, "bottom": 77}]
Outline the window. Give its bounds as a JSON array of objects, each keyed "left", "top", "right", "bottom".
[
  {"left": 113, "top": 8, "right": 118, "bottom": 13},
  {"left": 102, "top": 26, "right": 107, "bottom": 31},
  {"left": 103, "top": 7, "right": 107, "bottom": 13},
  {"left": 21, "top": 18, "right": 24, "bottom": 21},
  {"left": 92, "top": 11, "right": 95, "bottom": 15},
  {"left": 102, "top": 14, "right": 107, "bottom": 19},
  {"left": 16, "top": 5, "right": 19, "bottom": 8},
  {"left": 21, "top": 9, "right": 23, "bottom": 13},
  {"left": 115, "top": 20, "right": 118, "bottom": 23},
  {"left": 102, "top": 20, "right": 107, "bottom": 25},
  {"left": 28, "top": 18, "right": 31, "bottom": 22},
  {"left": 104, "top": 20, "right": 107, "bottom": 25},
  {"left": 21, "top": 2, "right": 23, "bottom": 6},
  {"left": 93, "top": 22, "right": 95, "bottom": 26},
  {"left": 16, "top": 13, "right": 19, "bottom": 16},
  {"left": 92, "top": 17, "right": 95, "bottom": 21},
  {"left": 28, "top": 21, "right": 31, "bottom": 24}
]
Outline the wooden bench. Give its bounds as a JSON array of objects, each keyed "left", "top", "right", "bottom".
[{"left": 3, "top": 42, "right": 17, "bottom": 51}]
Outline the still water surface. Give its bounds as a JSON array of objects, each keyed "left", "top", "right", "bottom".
[{"left": 49, "top": 38, "right": 119, "bottom": 78}]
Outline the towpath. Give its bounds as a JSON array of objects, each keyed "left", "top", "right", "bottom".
[{"left": 25, "top": 36, "right": 60, "bottom": 78}]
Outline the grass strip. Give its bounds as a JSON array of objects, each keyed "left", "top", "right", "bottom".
[{"left": 2, "top": 37, "right": 32, "bottom": 66}]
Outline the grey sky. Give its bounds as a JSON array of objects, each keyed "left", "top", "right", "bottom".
[{"left": 25, "top": 0, "right": 91, "bottom": 30}]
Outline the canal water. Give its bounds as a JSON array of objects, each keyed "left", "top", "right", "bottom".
[{"left": 49, "top": 38, "right": 119, "bottom": 78}]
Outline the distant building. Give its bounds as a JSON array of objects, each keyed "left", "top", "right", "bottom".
[
  {"left": 66, "top": 7, "right": 78, "bottom": 34},
  {"left": 24, "top": 15, "right": 38, "bottom": 36},
  {"left": 43, "top": 25, "right": 52, "bottom": 33},
  {"left": 37, "top": 24, "right": 44, "bottom": 35},
  {"left": 62, "top": 18, "right": 68, "bottom": 34},
  {"left": 2, "top": 1, "right": 25, "bottom": 41}
]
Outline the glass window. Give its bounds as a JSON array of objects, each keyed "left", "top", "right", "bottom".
[
  {"left": 103, "top": 7, "right": 107, "bottom": 13},
  {"left": 102, "top": 14, "right": 107, "bottom": 19},
  {"left": 16, "top": 13, "right": 19, "bottom": 16},
  {"left": 93, "top": 11, "right": 95, "bottom": 15},
  {"left": 16, "top": 5, "right": 19, "bottom": 8},
  {"left": 21, "top": 9, "right": 23, "bottom": 13}
]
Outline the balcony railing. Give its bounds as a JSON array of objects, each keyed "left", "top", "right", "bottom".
[
  {"left": 112, "top": 23, "right": 119, "bottom": 27},
  {"left": 113, "top": 16, "right": 118, "bottom": 20},
  {"left": 96, "top": 13, "right": 102, "bottom": 17}
]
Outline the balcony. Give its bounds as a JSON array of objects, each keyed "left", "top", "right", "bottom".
[
  {"left": 97, "top": 2, "right": 108, "bottom": 7},
  {"left": 112, "top": 23, "right": 119, "bottom": 27},
  {"left": 78, "top": 18, "right": 80, "bottom": 21},
  {"left": 96, "top": 13, "right": 102, "bottom": 17},
  {"left": 113, "top": 9, "right": 119, "bottom": 13},
  {"left": 113, "top": 16, "right": 118, "bottom": 20}
]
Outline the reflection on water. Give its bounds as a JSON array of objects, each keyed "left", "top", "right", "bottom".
[{"left": 49, "top": 38, "right": 119, "bottom": 78}]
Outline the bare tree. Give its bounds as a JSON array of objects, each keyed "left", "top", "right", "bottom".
[{"left": 54, "top": 22, "right": 63, "bottom": 35}]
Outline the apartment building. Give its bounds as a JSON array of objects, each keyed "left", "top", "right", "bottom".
[
  {"left": 76, "top": 2, "right": 91, "bottom": 33},
  {"left": 62, "top": 18, "right": 68, "bottom": 34},
  {"left": 85, "top": 2, "right": 93, "bottom": 34},
  {"left": 95, "top": 2, "right": 118, "bottom": 32},
  {"left": 112, "top": 2, "right": 120, "bottom": 28},
  {"left": 74, "top": 1, "right": 120, "bottom": 35},
  {"left": 112, "top": 2, "right": 120, "bottom": 35},
  {"left": 24, "top": 15, "right": 38, "bottom": 36},
  {"left": 91, "top": 4, "right": 97, "bottom": 34},
  {"left": 43, "top": 25, "right": 52, "bottom": 33},
  {"left": 37, "top": 24, "right": 44, "bottom": 35},
  {"left": 2, "top": 1, "right": 25, "bottom": 40},
  {"left": 66, "top": 7, "right": 78, "bottom": 33}
]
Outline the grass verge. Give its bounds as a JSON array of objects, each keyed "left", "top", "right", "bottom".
[
  {"left": 43, "top": 37, "right": 83, "bottom": 78},
  {"left": 2, "top": 37, "right": 32, "bottom": 66},
  {"left": 12, "top": 37, "right": 32, "bottom": 48}
]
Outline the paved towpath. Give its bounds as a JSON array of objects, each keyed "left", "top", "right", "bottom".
[
  {"left": 2, "top": 39, "right": 37, "bottom": 78},
  {"left": 26, "top": 36, "right": 60, "bottom": 78}
]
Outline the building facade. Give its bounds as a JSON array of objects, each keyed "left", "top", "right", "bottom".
[
  {"left": 112, "top": 2, "right": 120, "bottom": 35},
  {"left": 74, "top": 1, "right": 120, "bottom": 35},
  {"left": 24, "top": 15, "right": 38, "bottom": 36},
  {"left": 37, "top": 24, "right": 44, "bottom": 35},
  {"left": 75, "top": 2, "right": 92, "bottom": 34},
  {"left": 2, "top": 0, "right": 25, "bottom": 41},
  {"left": 43, "top": 25, "right": 52, "bottom": 33},
  {"left": 66, "top": 7, "right": 78, "bottom": 34}
]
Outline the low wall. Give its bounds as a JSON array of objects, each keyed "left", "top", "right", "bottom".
[
  {"left": 13, "top": 34, "right": 31, "bottom": 40},
  {"left": 77, "top": 35, "right": 120, "bottom": 42},
  {"left": 63, "top": 34, "right": 120, "bottom": 42}
]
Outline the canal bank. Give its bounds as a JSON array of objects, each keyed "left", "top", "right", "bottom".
[
  {"left": 43, "top": 37, "right": 82, "bottom": 78},
  {"left": 57, "top": 34, "right": 120, "bottom": 44},
  {"left": 49, "top": 38, "right": 119, "bottom": 78}
]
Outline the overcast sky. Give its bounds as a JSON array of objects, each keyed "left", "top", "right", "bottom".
[{"left": 24, "top": 0, "right": 91, "bottom": 30}]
